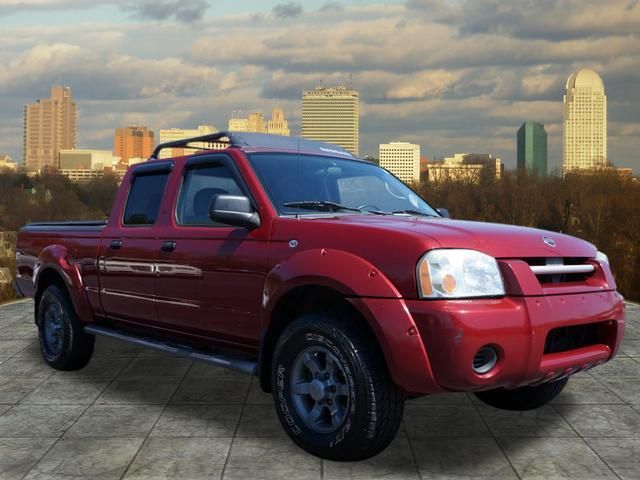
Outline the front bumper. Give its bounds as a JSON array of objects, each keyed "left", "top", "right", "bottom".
[{"left": 405, "top": 290, "right": 625, "bottom": 393}]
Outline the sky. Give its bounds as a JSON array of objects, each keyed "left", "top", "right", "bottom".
[{"left": 0, "top": 0, "right": 639, "bottom": 173}]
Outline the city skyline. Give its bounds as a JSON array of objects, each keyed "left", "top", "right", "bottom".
[{"left": 0, "top": 1, "right": 639, "bottom": 172}]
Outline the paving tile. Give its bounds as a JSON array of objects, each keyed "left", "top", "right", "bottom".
[
  {"left": 0, "top": 340, "right": 33, "bottom": 356},
  {"left": 591, "top": 357, "right": 640, "bottom": 378},
  {"left": 65, "top": 404, "right": 164, "bottom": 438},
  {"left": 223, "top": 437, "right": 321, "bottom": 480},
  {"left": 0, "top": 438, "right": 57, "bottom": 480},
  {"left": 171, "top": 377, "right": 250, "bottom": 404},
  {"left": 246, "top": 378, "right": 272, "bottom": 405},
  {"left": 620, "top": 339, "right": 640, "bottom": 357},
  {"left": 12, "top": 341, "right": 41, "bottom": 358},
  {"left": 554, "top": 404, "right": 640, "bottom": 437},
  {"left": 498, "top": 436, "right": 617, "bottom": 479},
  {"left": 0, "top": 356, "right": 55, "bottom": 379},
  {"left": 150, "top": 404, "right": 241, "bottom": 437},
  {"left": 0, "top": 321, "right": 37, "bottom": 340},
  {"left": 478, "top": 405, "right": 576, "bottom": 437},
  {"left": 0, "top": 404, "right": 85, "bottom": 437},
  {"left": 411, "top": 437, "right": 517, "bottom": 479},
  {"left": 599, "top": 377, "right": 640, "bottom": 404},
  {"left": 404, "top": 405, "right": 490, "bottom": 438},
  {"left": 120, "top": 357, "right": 193, "bottom": 378},
  {"left": 586, "top": 437, "right": 640, "bottom": 480},
  {"left": 406, "top": 392, "right": 472, "bottom": 406},
  {"left": 0, "top": 377, "right": 47, "bottom": 404},
  {"left": 236, "top": 404, "right": 285, "bottom": 437},
  {"left": 324, "top": 436, "right": 419, "bottom": 480},
  {"left": 124, "top": 437, "right": 232, "bottom": 480},
  {"left": 20, "top": 376, "right": 110, "bottom": 405},
  {"left": 24, "top": 437, "right": 144, "bottom": 480},
  {"left": 186, "top": 361, "right": 248, "bottom": 379},
  {"left": 96, "top": 376, "right": 182, "bottom": 405},
  {"left": 52, "top": 356, "right": 133, "bottom": 379},
  {"left": 93, "top": 337, "right": 143, "bottom": 357},
  {"left": 551, "top": 375, "right": 625, "bottom": 405}
]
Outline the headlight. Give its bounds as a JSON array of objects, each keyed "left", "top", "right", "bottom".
[
  {"left": 596, "top": 250, "right": 609, "bottom": 265},
  {"left": 417, "top": 249, "right": 505, "bottom": 298}
]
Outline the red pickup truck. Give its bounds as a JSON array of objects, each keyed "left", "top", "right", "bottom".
[{"left": 16, "top": 132, "right": 625, "bottom": 460}]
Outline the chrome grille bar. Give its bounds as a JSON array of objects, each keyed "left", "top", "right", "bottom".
[{"left": 530, "top": 264, "right": 595, "bottom": 275}]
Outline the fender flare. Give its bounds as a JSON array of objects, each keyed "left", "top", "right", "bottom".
[
  {"left": 261, "top": 248, "right": 440, "bottom": 394},
  {"left": 34, "top": 245, "right": 92, "bottom": 323}
]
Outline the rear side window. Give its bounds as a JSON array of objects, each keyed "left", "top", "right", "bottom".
[
  {"left": 123, "top": 172, "right": 169, "bottom": 226},
  {"left": 176, "top": 164, "right": 243, "bottom": 226}
]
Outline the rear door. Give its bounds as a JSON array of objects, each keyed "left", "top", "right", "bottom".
[
  {"left": 153, "top": 154, "right": 270, "bottom": 346},
  {"left": 98, "top": 161, "right": 172, "bottom": 324}
]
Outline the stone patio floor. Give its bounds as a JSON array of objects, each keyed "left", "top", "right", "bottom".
[{"left": 0, "top": 299, "right": 639, "bottom": 479}]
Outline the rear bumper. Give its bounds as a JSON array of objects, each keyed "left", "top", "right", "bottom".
[{"left": 404, "top": 290, "right": 625, "bottom": 393}]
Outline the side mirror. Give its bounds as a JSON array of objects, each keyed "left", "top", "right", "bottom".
[
  {"left": 436, "top": 208, "right": 450, "bottom": 218},
  {"left": 209, "top": 195, "right": 260, "bottom": 229}
]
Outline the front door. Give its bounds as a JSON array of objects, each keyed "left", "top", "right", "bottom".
[{"left": 154, "top": 155, "right": 269, "bottom": 347}]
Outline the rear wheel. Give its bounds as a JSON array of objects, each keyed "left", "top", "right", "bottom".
[
  {"left": 37, "top": 284, "right": 94, "bottom": 371},
  {"left": 271, "top": 313, "right": 404, "bottom": 461},
  {"left": 474, "top": 377, "right": 568, "bottom": 411}
]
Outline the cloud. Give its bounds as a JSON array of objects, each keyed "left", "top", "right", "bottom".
[
  {"left": 125, "top": 0, "right": 210, "bottom": 23},
  {"left": 272, "top": 2, "right": 303, "bottom": 19},
  {"left": 0, "top": 0, "right": 211, "bottom": 22}
]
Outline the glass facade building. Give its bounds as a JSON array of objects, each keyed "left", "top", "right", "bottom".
[{"left": 517, "top": 121, "right": 548, "bottom": 176}]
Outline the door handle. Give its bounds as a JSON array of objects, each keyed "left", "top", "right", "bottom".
[
  {"left": 109, "top": 240, "right": 123, "bottom": 250},
  {"left": 160, "top": 241, "right": 177, "bottom": 253}
]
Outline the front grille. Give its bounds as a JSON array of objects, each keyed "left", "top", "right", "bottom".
[{"left": 544, "top": 321, "right": 609, "bottom": 354}]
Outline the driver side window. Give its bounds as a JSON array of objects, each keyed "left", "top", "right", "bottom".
[{"left": 176, "top": 164, "right": 243, "bottom": 226}]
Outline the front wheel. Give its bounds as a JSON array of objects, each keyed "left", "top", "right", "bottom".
[
  {"left": 271, "top": 313, "right": 404, "bottom": 461},
  {"left": 474, "top": 377, "right": 569, "bottom": 411},
  {"left": 37, "top": 284, "right": 94, "bottom": 371}
]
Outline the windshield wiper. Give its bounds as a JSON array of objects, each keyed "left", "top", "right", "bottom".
[
  {"left": 283, "top": 201, "right": 363, "bottom": 213},
  {"left": 391, "top": 209, "right": 439, "bottom": 217}
]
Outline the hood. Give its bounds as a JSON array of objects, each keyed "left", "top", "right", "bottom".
[{"left": 326, "top": 215, "right": 597, "bottom": 259}]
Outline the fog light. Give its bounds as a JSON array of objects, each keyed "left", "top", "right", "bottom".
[{"left": 473, "top": 346, "right": 498, "bottom": 374}]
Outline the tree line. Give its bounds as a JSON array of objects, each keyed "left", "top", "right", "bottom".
[{"left": 0, "top": 169, "right": 638, "bottom": 303}]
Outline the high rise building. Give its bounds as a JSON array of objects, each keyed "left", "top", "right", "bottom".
[
  {"left": 563, "top": 69, "right": 607, "bottom": 174},
  {"left": 379, "top": 142, "right": 421, "bottom": 183},
  {"left": 517, "top": 121, "right": 548, "bottom": 175},
  {"left": 302, "top": 85, "right": 359, "bottom": 156},
  {"left": 158, "top": 125, "right": 224, "bottom": 159},
  {"left": 58, "top": 149, "right": 120, "bottom": 182},
  {"left": 114, "top": 126, "right": 154, "bottom": 165},
  {"left": 267, "top": 108, "right": 290, "bottom": 136},
  {"left": 23, "top": 85, "right": 77, "bottom": 172}
]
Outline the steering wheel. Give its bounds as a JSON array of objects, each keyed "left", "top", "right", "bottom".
[{"left": 356, "top": 204, "right": 382, "bottom": 212}]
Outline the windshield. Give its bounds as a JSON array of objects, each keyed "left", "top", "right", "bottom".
[{"left": 247, "top": 153, "right": 439, "bottom": 217}]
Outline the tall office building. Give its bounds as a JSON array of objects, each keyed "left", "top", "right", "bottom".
[
  {"left": 114, "top": 126, "right": 154, "bottom": 165},
  {"left": 267, "top": 108, "right": 290, "bottom": 136},
  {"left": 517, "top": 121, "right": 548, "bottom": 175},
  {"left": 563, "top": 69, "right": 607, "bottom": 174},
  {"left": 158, "top": 125, "right": 223, "bottom": 159},
  {"left": 379, "top": 142, "right": 421, "bottom": 183},
  {"left": 23, "top": 85, "right": 77, "bottom": 172},
  {"left": 302, "top": 86, "right": 359, "bottom": 156}
]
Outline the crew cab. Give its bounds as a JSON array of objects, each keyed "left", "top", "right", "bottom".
[{"left": 15, "top": 132, "right": 625, "bottom": 461}]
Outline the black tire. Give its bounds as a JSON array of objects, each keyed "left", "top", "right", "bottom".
[
  {"left": 37, "top": 284, "right": 94, "bottom": 371},
  {"left": 474, "top": 377, "right": 569, "bottom": 411},
  {"left": 271, "top": 313, "right": 404, "bottom": 461}
]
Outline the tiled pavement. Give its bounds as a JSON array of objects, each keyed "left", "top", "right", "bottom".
[{"left": 0, "top": 299, "right": 639, "bottom": 480}]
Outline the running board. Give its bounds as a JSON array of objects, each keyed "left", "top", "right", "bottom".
[{"left": 84, "top": 325, "right": 257, "bottom": 376}]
